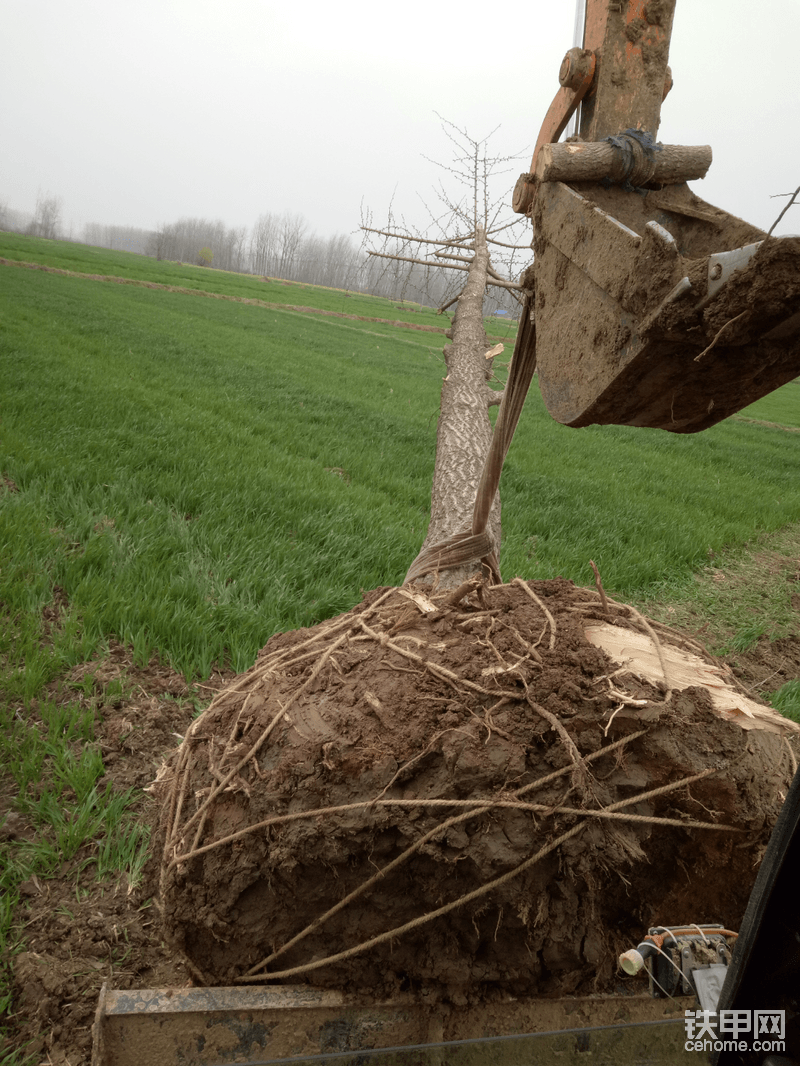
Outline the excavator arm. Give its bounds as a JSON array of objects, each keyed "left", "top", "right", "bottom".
[{"left": 513, "top": 0, "right": 800, "bottom": 433}]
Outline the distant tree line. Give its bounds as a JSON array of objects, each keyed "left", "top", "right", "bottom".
[
  {"left": 149, "top": 217, "right": 248, "bottom": 272},
  {"left": 82, "top": 222, "right": 153, "bottom": 256},
  {"left": 0, "top": 192, "right": 64, "bottom": 240},
  {"left": 0, "top": 198, "right": 522, "bottom": 317}
]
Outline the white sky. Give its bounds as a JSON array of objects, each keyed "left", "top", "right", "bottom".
[{"left": 2, "top": 0, "right": 799, "bottom": 242}]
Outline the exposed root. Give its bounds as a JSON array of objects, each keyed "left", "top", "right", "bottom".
[
  {"left": 513, "top": 577, "right": 557, "bottom": 649},
  {"left": 693, "top": 310, "right": 748, "bottom": 362},
  {"left": 525, "top": 694, "right": 590, "bottom": 794}
]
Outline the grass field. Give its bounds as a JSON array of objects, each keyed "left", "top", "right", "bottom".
[
  {"left": 2, "top": 232, "right": 800, "bottom": 1061},
  {"left": 0, "top": 230, "right": 515, "bottom": 332},
  {"left": 2, "top": 237, "right": 799, "bottom": 680}
]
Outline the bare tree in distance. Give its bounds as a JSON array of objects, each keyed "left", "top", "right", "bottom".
[
  {"left": 276, "top": 212, "right": 308, "bottom": 279},
  {"left": 30, "top": 192, "right": 63, "bottom": 240},
  {"left": 362, "top": 120, "right": 533, "bottom": 588},
  {"left": 147, "top": 217, "right": 249, "bottom": 272}
]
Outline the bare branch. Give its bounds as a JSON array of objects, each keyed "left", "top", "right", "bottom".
[
  {"left": 367, "top": 250, "right": 463, "bottom": 271},
  {"left": 487, "top": 218, "right": 527, "bottom": 236},
  {"left": 361, "top": 226, "right": 475, "bottom": 248},
  {"left": 434, "top": 251, "right": 474, "bottom": 265},
  {"left": 484, "top": 278, "right": 523, "bottom": 292},
  {"left": 438, "top": 288, "right": 465, "bottom": 314},
  {"left": 434, "top": 252, "right": 510, "bottom": 287},
  {"left": 366, "top": 250, "right": 521, "bottom": 290},
  {"left": 766, "top": 183, "right": 800, "bottom": 237},
  {"left": 486, "top": 238, "right": 532, "bottom": 250}
]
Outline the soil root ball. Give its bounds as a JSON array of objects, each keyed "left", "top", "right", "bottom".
[{"left": 154, "top": 579, "right": 797, "bottom": 1000}]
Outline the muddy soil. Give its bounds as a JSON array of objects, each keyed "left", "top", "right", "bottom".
[
  {"left": 156, "top": 580, "right": 796, "bottom": 1004},
  {"left": 1, "top": 643, "right": 231, "bottom": 1066}
]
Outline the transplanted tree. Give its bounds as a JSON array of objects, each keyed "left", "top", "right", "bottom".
[
  {"left": 361, "top": 120, "right": 532, "bottom": 588},
  {"left": 157, "top": 122, "right": 796, "bottom": 1006}
]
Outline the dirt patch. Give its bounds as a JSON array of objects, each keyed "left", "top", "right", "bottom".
[
  {"left": 156, "top": 580, "right": 796, "bottom": 1004},
  {"left": 2, "top": 644, "right": 232, "bottom": 1065},
  {"left": 731, "top": 416, "right": 800, "bottom": 433},
  {"left": 732, "top": 633, "right": 800, "bottom": 693},
  {"left": 63, "top": 642, "right": 232, "bottom": 795},
  {"left": 9, "top": 878, "right": 184, "bottom": 1065}
]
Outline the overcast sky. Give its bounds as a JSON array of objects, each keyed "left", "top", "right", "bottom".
[{"left": 2, "top": 0, "right": 798, "bottom": 243}]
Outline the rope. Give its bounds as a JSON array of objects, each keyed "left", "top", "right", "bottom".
[
  {"left": 236, "top": 768, "right": 722, "bottom": 983},
  {"left": 602, "top": 129, "right": 663, "bottom": 189}
]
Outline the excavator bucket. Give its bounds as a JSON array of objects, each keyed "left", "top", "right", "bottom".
[
  {"left": 533, "top": 182, "right": 800, "bottom": 432},
  {"left": 514, "top": 0, "right": 800, "bottom": 433}
]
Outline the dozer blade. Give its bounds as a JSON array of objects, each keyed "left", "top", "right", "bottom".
[
  {"left": 90, "top": 984, "right": 701, "bottom": 1065},
  {"left": 532, "top": 180, "right": 800, "bottom": 434}
]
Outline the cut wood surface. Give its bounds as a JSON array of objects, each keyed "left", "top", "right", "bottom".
[{"left": 585, "top": 623, "right": 799, "bottom": 735}]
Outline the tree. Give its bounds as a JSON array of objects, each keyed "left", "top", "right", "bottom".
[
  {"left": 197, "top": 246, "right": 214, "bottom": 267},
  {"left": 250, "top": 212, "right": 278, "bottom": 276},
  {"left": 276, "top": 212, "right": 308, "bottom": 278},
  {"left": 31, "top": 192, "right": 62, "bottom": 239},
  {"left": 361, "top": 120, "right": 532, "bottom": 587},
  {"left": 156, "top": 126, "right": 796, "bottom": 1005}
]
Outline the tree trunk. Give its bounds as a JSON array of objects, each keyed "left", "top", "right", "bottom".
[{"left": 410, "top": 226, "right": 501, "bottom": 588}]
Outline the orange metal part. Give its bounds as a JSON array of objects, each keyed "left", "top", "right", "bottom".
[
  {"left": 513, "top": 0, "right": 676, "bottom": 215},
  {"left": 578, "top": 0, "right": 676, "bottom": 141},
  {"left": 512, "top": 48, "right": 596, "bottom": 214}
]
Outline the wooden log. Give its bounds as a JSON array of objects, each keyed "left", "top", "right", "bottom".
[{"left": 534, "top": 141, "right": 712, "bottom": 186}]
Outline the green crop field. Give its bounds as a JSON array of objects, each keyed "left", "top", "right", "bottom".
[
  {"left": 2, "top": 233, "right": 800, "bottom": 679},
  {"left": 0, "top": 230, "right": 519, "bottom": 333},
  {"left": 2, "top": 232, "right": 800, "bottom": 1062}
]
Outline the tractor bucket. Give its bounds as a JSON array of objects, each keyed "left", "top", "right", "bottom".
[{"left": 532, "top": 179, "right": 800, "bottom": 433}]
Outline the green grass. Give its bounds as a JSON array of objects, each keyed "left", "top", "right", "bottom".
[
  {"left": 740, "top": 378, "right": 800, "bottom": 427},
  {"left": 3, "top": 239, "right": 800, "bottom": 678},
  {"left": 0, "top": 230, "right": 520, "bottom": 340},
  {"left": 633, "top": 520, "right": 800, "bottom": 659},
  {"left": 1, "top": 265, "right": 445, "bottom": 676},
  {"left": 769, "top": 680, "right": 800, "bottom": 723},
  {"left": 501, "top": 392, "right": 800, "bottom": 594},
  {"left": 0, "top": 610, "right": 149, "bottom": 1062}
]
